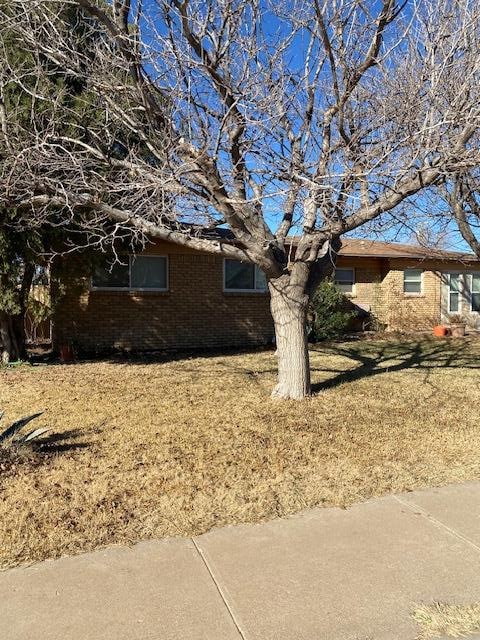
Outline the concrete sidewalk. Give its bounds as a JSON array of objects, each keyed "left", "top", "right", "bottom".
[{"left": 2, "top": 482, "right": 480, "bottom": 640}]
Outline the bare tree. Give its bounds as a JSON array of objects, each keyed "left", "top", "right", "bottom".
[
  {"left": 1, "top": 0, "right": 480, "bottom": 397},
  {"left": 0, "top": 2, "right": 108, "bottom": 362},
  {"left": 439, "top": 169, "right": 480, "bottom": 258}
]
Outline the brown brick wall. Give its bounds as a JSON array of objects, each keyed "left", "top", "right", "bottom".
[
  {"left": 52, "top": 241, "right": 274, "bottom": 355},
  {"left": 336, "top": 256, "right": 465, "bottom": 330},
  {"left": 377, "top": 259, "right": 442, "bottom": 330},
  {"left": 52, "top": 241, "right": 474, "bottom": 353},
  {"left": 336, "top": 256, "right": 384, "bottom": 312}
]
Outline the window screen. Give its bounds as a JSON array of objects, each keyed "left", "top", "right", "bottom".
[
  {"left": 472, "top": 274, "right": 480, "bottom": 312},
  {"left": 403, "top": 269, "right": 422, "bottom": 294},
  {"left": 92, "top": 261, "right": 130, "bottom": 288},
  {"left": 449, "top": 273, "right": 460, "bottom": 312},
  {"left": 131, "top": 257, "right": 167, "bottom": 289},
  {"left": 334, "top": 268, "right": 355, "bottom": 294},
  {"left": 224, "top": 260, "right": 267, "bottom": 291},
  {"left": 92, "top": 256, "right": 168, "bottom": 290}
]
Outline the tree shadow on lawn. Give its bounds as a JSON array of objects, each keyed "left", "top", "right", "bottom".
[
  {"left": 27, "top": 337, "right": 480, "bottom": 396},
  {"left": 34, "top": 428, "right": 94, "bottom": 454},
  {"left": 153, "top": 338, "right": 480, "bottom": 393},
  {"left": 310, "top": 338, "right": 480, "bottom": 394}
]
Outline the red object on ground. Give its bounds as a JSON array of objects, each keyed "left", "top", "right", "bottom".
[
  {"left": 433, "top": 325, "right": 448, "bottom": 337},
  {"left": 59, "top": 344, "right": 75, "bottom": 363}
]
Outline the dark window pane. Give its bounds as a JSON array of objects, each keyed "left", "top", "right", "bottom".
[
  {"left": 404, "top": 269, "right": 422, "bottom": 280},
  {"left": 255, "top": 266, "right": 267, "bottom": 291},
  {"left": 92, "top": 261, "right": 129, "bottom": 288},
  {"left": 449, "top": 274, "right": 460, "bottom": 292},
  {"left": 225, "top": 260, "right": 255, "bottom": 289},
  {"left": 403, "top": 269, "right": 422, "bottom": 293},
  {"left": 449, "top": 292, "right": 459, "bottom": 312},
  {"left": 335, "top": 268, "right": 354, "bottom": 282},
  {"left": 472, "top": 274, "right": 480, "bottom": 293},
  {"left": 131, "top": 257, "right": 167, "bottom": 289},
  {"left": 336, "top": 282, "right": 353, "bottom": 293},
  {"left": 472, "top": 293, "right": 480, "bottom": 312},
  {"left": 404, "top": 281, "right": 421, "bottom": 294},
  {"left": 334, "top": 268, "right": 354, "bottom": 293}
]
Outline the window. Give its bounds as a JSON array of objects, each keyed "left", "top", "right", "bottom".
[
  {"left": 92, "top": 261, "right": 130, "bottom": 289},
  {"left": 403, "top": 269, "right": 423, "bottom": 294},
  {"left": 92, "top": 256, "right": 168, "bottom": 290},
  {"left": 471, "top": 273, "right": 480, "bottom": 312},
  {"left": 131, "top": 256, "right": 167, "bottom": 290},
  {"left": 224, "top": 259, "right": 267, "bottom": 291},
  {"left": 334, "top": 268, "right": 355, "bottom": 294},
  {"left": 449, "top": 273, "right": 460, "bottom": 312}
]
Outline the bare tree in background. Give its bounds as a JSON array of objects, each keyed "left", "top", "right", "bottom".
[
  {"left": 1, "top": 0, "right": 480, "bottom": 397},
  {"left": 440, "top": 169, "right": 480, "bottom": 258}
]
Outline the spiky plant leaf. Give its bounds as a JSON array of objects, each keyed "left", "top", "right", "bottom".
[
  {"left": 23, "top": 428, "right": 50, "bottom": 443},
  {"left": 0, "top": 412, "right": 43, "bottom": 442}
]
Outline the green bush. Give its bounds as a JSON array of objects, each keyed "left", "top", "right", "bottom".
[{"left": 309, "top": 280, "right": 357, "bottom": 342}]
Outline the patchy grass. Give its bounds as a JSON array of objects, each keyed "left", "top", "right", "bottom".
[
  {"left": 1, "top": 337, "right": 480, "bottom": 568},
  {"left": 413, "top": 602, "right": 480, "bottom": 639}
]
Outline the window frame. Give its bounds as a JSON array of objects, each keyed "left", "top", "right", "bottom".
[
  {"left": 448, "top": 272, "right": 461, "bottom": 313},
  {"left": 334, "top": 267, "right": 355, "bottom": 295},
  {"left": 223, "top": 259, "right": 268, "bottom": 293},
  {"left": 403, "top": 268, "right": 423, "bottom": 295},
  {"left": 90, "top": 255, "right": 169, "bottom": 292},
  {"left": 470, "top": 272, "right": 480, "bottom": 313}
]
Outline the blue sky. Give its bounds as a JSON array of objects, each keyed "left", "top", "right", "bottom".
[{"left": 127, "top": 0, "right": 471, "bottom": 253}]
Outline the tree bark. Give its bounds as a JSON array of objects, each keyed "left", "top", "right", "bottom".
[
  {"left": 269, "top": 276, "right": 311, "bottom": 400},
  {"left": 0, "top": 264, "right": 32, "bottom": 364},
  {"left": 0, "top": 311, "right": 23, "bottom": 363}
]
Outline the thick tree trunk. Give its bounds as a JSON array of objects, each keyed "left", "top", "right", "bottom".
[
  {"left": 0, "top": 311, "right": 24, "bottom": 364},
  {"left": 13, "top": 313, "right": 28, "bottom": 359},
  {"left": 0, "top": 264, "right": 33, "bottom": 363},
  {"left": 269, "top": 276, "right": 311, "bottom": 400}
]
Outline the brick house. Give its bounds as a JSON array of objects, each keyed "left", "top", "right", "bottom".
[
  {"left": 336, "top": 239, "right": 480, "bottom": 331},
  {"left": 52, "top": 238, "right": 480, "bottom": 354}
]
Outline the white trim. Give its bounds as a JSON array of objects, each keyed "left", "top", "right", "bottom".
[
  {"left": 223, "top": 259, "right": 268, "bottom": 293},
  {"left": 91, "top": 255, "right": 169, "bottom": 292}
]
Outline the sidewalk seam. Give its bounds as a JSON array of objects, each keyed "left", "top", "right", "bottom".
[
  {"left": 393, "top": 495, "right": 480, "bottom": 555},
  {"left": 191, "top": 538, "right": 247, "bottom": 640}
]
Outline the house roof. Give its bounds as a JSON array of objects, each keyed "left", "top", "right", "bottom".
[
  {"left": 192, "top": 225, "right": 479, "bottom": 263},
  {"left": 338, "top": 238, "right": 479, "bottom": 262}
]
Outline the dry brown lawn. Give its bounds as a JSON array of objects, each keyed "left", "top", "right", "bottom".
[
  {"left": 413, "top": 602, "right": 480, "bottom": 639},
  {"left": 1, "top": 337, "right": 480, "bottom": 569}
]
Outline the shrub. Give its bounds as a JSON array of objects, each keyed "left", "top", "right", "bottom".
[
  {"left": 448, "top": 314, "right": 465, "bottom": 324},
  {"left": 309, "top": 280, "right": 357, "bottom": 342}
]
